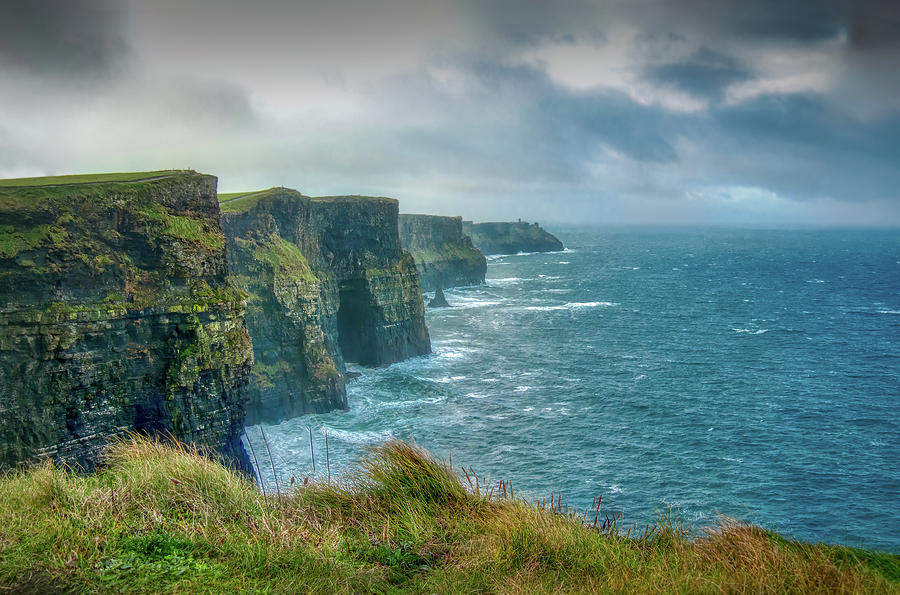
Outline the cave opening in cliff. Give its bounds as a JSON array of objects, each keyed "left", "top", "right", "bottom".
[{"left": 337, "top": 284, "right": 373, "bottom": 365}]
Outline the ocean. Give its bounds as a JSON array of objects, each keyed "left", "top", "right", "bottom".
[{"left": 246, "top": 227, "right": 899, "bottom": 552}]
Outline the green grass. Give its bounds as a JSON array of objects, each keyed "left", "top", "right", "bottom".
[
  {"left": 217, "top": 191, "right": 255, "bottom": 202},
  {"left": 249, "top": 234, "right": 317, "bottom": 283},
  {"left": 0, "top": 171, "right": 187, "bottom": 187},
  {"left": 0, "top": 437, "right": 895, "bottom": 594},
  {"left": 217, "top": 188, "right": 287, "bottom": 213},
  {"left": 139, "top": 203, "right": 225, "bottom": 252},
  {"left": 311, "top": 195, "right": 397, "bottom": 204}
]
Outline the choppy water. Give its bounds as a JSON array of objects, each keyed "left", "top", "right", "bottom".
[{"left": 247, "top": 227, "right": 899, "bottom": 552}]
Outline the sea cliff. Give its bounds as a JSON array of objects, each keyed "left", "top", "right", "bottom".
[
  {"left": 463, "top": 220, "right": 563, "bottom": 255},
  {"left": 221, "top": 189, "right": 431, "bottom": 424},
  {"left": 0, "top": 171, "right": 253, "bottom": 471},
  {"left": 398, "top": 214, "right": 486, "bottom": 291}
]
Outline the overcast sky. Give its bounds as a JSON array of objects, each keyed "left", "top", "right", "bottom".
[{"left": 1, "top": 0, "right": 899, "bottom": 226}]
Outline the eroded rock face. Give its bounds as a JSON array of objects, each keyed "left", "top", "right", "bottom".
[
  {"left": 0, "top": 172, "right": 253, "bottom": 471},
  {"left": 462, "top": 220, "right": 564, "bottom": 255},
  {"left": 222, "top": 190, "right": 431, "bottom": 424},
  {"left": 398, "top": 214, "right": 486, "bottom": 291}
]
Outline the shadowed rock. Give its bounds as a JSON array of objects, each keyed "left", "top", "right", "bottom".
[
  {"left": 399, "top": 214, "right": 486, "bottom": 291},
  {"left": 221, "top": 188, "right": 431, "bottom": 424},
  {"left": 0, "top": 171, "right": 253, "bottom": 471},
  {"left": 428, "top": 285, "right": 451, "bottom": 308},
  {"left": 462, "top": 220, "right": 563, "bottom": 255}
]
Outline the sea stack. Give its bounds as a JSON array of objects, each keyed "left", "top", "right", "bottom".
[{"left": 428, "top": 285, "right": 451, "bottom": 308}]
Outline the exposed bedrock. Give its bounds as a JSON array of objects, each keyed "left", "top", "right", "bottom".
[
  {"left": 462, "top": 220, "right": 564, "bottom": 255},
  {"left": 221, "top": 189, "right": 431, "bottom": 425},
  {"left": 398, "top": 214, "right": 486, "bottom": 291},
  {"left": 0, "top": 172, "right": 253, "bottom": 471}
]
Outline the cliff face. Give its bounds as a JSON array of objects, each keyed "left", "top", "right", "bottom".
[
  {"left": 222, "top": 190, "right": 430, "bottom": 424},
  {"left": 462, "top": 221, "right": 564, "bottom": 255},
  {"left": 0, "top": 172, "right": 253, "bottom": 471},
  {"left": 398, "top": 214, "right": 487, "bottom": 291}
]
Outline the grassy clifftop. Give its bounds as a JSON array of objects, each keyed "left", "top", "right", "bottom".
[
  {"left": 0, "top": 170, "right": 188, "bottom": 187},
  {"left": 0, "top": 437, "right": 895, "bottom": 594}
]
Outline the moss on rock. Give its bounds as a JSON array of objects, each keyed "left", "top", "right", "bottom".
[{"left": 0, "top": 171, "right": 253, "bottom": 471}]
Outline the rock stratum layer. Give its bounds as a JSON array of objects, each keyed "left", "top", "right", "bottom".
[
  {"left": 221, "top": 189, "right": 431, "bottom": 424},
  {"left": 0, "top": 171, "right": 253, "bottom": 471},
  {"left": 462, "top": 221, "right": 564, "bottom": 255},
  {"left": 398, "top": 214, "right": 486, "bottom": 291}
]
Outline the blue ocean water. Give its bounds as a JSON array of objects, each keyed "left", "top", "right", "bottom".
[{"left": 247, "top": 228, "right": 899, "bottom": 552}]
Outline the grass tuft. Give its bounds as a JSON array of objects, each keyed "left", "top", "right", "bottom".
[{"left": 0, "top": 435, "right": 896, "bottom": 593}]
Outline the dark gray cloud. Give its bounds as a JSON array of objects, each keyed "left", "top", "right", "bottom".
[
  {"left": 707, "top": 93, "right": 900, "bottom": 201},
  {"left": 0, "top": 0, "right": 898, "bottom": 225},
  {"left": 0, "top": 0, "right": 130, "bottom": 79},
  {"left": 644, "top": 47, "right": 753, "bottom": 99}
]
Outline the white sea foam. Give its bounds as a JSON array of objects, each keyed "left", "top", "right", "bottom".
[
  {"left": 877, "top": 309, "right": 900, "bottom": 315},
  {"left": 452, "top": 298, "right": 501, "bottom": 308},
  {"left": 323, "top": 428, "right": 394, "bottom": 445},
  {"left": 524, "top": 301, "right": 616, "bottom": 311},
  {"left": 489, "top": 277, "right": 524, "bottom": 286},
  {"left": 558, "top": 261, "right": 570, "bottom": 264},
  {"left": 806, "top": 279, "right": 825, "bottom": 283},
  {"left": 570, "top": 301, "right": 616, "bottom": 308},
  {"left": 732, "top": 328, "right": 769, "bottom": 334},
  {"left": 382, "top": 396, "right": 446, "bottom": 410},
  {"left": 465, "top": 392, "right": 489, "bottom": 399},
  {"left": 514, "top": 386, "right": 531, "bottom": 392},
  {"left": 522, "top": 406, "right": 535, "bottom": 412},
  {"left": 438, "top": 346, "right": 479, "bottom": 359}
]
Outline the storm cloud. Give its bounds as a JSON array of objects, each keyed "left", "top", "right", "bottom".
[{"left": 0, "top": 0, "right": 898, "bottom": 225}]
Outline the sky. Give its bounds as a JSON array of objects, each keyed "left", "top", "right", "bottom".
[{"left": 1, "top": 0, "right": 899, "bottom": 226}]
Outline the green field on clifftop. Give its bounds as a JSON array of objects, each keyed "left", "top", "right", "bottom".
[
  {"left": 0, "top": 171, "right": 186, "bottom": 187},
  {"left": 218, "top": 188, "right": 285, "bottom": 213},
  {"left": 0, "top": 437, "right": 895, "bottom": 594}
]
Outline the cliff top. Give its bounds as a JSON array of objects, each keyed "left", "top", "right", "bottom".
[
  {"left": 400, "top": 213, "right": 464, "bottom": 222},
  {"left": 311, "top": 194, "right": 398, "bottom": 205},
  {"left": 0, "top": 170, "right": 212, "bottom": 214},
  {"left": 0, "top": 170, "right": 192, "bottom": 188},
  {"left": 218, "top": 188, "right": 398, "bottom": 214},
  {"left": 0, "top": 170, "right": 227, "bottom": 308},
  {"left": 464, "top": 220, "right": 547, "bottom": 228},
  {"left": 218, "top": 187, "right": 299, "bottom": 214}
]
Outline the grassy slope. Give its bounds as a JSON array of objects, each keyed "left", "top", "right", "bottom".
[
  {"left": 0, "top": 171, "right": 186, "bottom": 187},
  {"left": 0, "top": 438, "right": 895, "bottom": 594},
  {"left": 218, "top": 189, "right": 285, "bottom": 214}
]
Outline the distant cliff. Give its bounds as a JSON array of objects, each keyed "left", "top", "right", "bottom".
[
  {"left": 221, "top": 189, "right": 431, "bottom": 424},
  {"left": 0, "top": 171, "right": 253, "bottom": 471},
  {"left": 462, "top": 221, "right": 563, "bottom": 255},
  {"left": 398, "top": 214, "right": 486, "bottom": 291}
]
